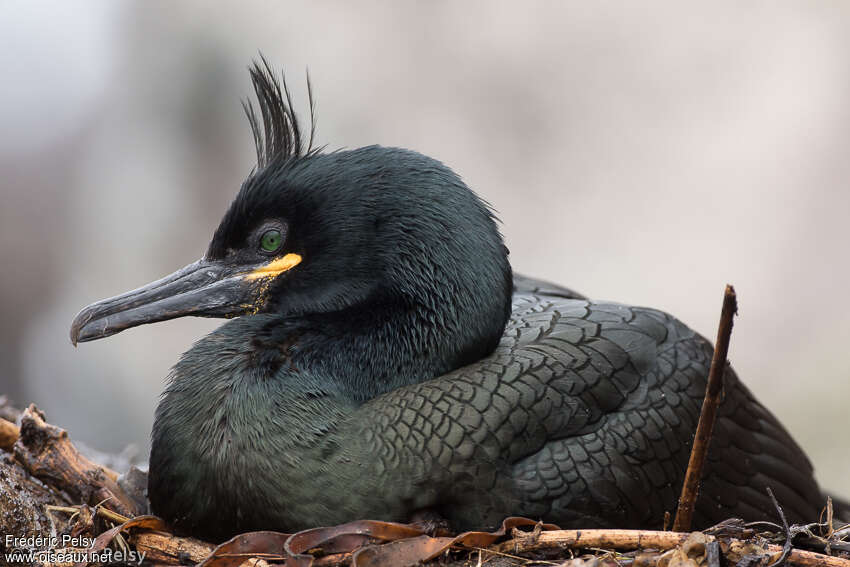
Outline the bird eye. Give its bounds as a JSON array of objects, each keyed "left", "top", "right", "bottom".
[{"left": 259, "top": 229, "right": 283, "bottom": 253}]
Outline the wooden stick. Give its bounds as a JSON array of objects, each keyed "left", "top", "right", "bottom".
[
  {"left": 12, "top": 404, "right": 142, "bottom": 517},
  {"left": 672, "top": 285, "right": 738, "bottom": 533},
  {"left": 494, "top": 529, "right": 690, "bottom": 554},
  {"left": 493, "top": 529, "right": 850, "bottom": 567},
  {"left": 131, "top": 531, "right": 215, "bottom": 564}
]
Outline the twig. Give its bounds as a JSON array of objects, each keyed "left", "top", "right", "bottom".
[
  {"left": 492, "top": 529, "right": 850, "bottom": 567},
  {"left": 493, "top": 529, "right": 692, "bottom": 554},
  {"left": 827, "top": 496, "right": 835, "bottom": 555},
  {"left": 767, "top": 487, "right": 793, "bottom": 567},
  {"left": 114, "top": 531, "right": 130, "bottom": 556},
  {"left": 95, "top": 501, "right": 131, "bottom": 524},
  {"left": 46, "top": 505, "right": 82, "bottom": 515},
  {"left": 467, "top": 545, "right": 561, "bottom": 565},
  {"left": 672, "top": 284, "right": 738, "bottom": 532}
]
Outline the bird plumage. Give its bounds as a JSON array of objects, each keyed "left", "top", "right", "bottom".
[
  {"left": 146, "top": 283, "right": 821, "bottom": 541},
  {"left": 71, "top": 60, "right": 826, "bottom": 542}
]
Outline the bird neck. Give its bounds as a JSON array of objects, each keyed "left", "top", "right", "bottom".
[{"left": 270, "top": 294, "right": 482, "bottom": 401}]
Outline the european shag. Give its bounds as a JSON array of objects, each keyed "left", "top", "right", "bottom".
[{"left": 70, "top": 61, "right": 824, "bottom": 542}]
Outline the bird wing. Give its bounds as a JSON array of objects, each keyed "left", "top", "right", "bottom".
[
  {"left": 347, "top": 291, "right": 821, "bottom": 530},
  {"left": 512, "top": 272, "right": 586, "bottom": 299}
]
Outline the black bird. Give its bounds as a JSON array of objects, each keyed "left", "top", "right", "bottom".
[{"left": 71, "top": 61, "right": 825, "bottom": 542}]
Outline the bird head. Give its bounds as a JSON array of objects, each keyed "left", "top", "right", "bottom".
[{"left": 70, "top": 60, "right": 512, "bottom": 368}]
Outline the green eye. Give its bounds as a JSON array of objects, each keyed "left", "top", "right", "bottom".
[{"left": 260, "top": 229, "right": 283, "bottom": 253}]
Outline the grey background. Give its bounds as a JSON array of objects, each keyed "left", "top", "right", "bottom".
[{"left": 0, "top": 2, "right": 847, "bottom": 499}]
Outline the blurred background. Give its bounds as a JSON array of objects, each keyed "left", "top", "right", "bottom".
[{"left": 0, "top": 1, "right": 847, "bottom": 497}]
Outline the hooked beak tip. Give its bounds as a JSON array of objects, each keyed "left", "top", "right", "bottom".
[
  {"left": 69, "top": 306, "right": 94, "bottom": 347},
  {"left": 69, "top": 316, "right": 81, "bottom": 347}
]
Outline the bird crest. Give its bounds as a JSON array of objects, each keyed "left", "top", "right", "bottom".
[{"left": 243, "top": 56, "right": 317, "bottom": 169}]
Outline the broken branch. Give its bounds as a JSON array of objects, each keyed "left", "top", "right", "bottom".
[
  {"left": 12, "top": 404, "right": 143, "bottom": 518},
  {"left": 672, "top": 285, "right": 738, "bottom": 532}
]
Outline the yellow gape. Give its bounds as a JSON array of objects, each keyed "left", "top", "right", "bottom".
[{"left": 245, "top": 253, "right": 302, "bottom": 281}]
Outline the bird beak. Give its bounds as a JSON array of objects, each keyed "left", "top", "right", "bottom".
[{"left": 69, "top": 254, "right": 301, "bottom": 345}]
